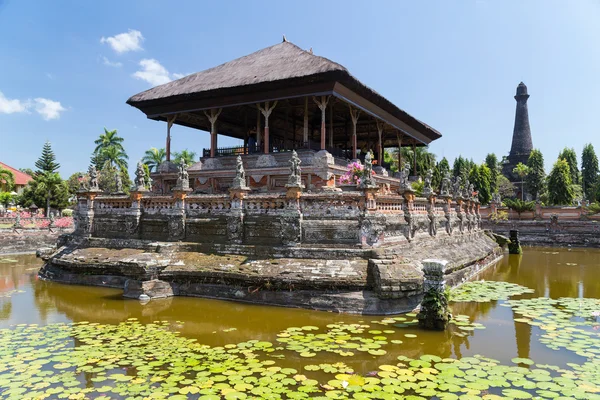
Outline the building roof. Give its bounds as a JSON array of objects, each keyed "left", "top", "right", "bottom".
[
  {"left": 127, "top": 41, "right": 441, "bottom": 144},
  {"left": 0, "top": 162, "right": 33, "bottom": 186}
]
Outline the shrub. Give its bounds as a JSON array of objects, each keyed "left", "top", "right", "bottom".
[
  {"left": 61, "top": 209, "right": 73, "bottom": 217},
  {"left": 489, "top": 210, "right": 508, "bottom": 223}
]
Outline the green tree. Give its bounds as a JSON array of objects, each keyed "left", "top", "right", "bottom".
[
  {"left": 497, "top": 174, "right": 515, "bottom": 199},
  {"left": 390, "top": 146, "right": 436, "bottom": 177},
  {"left": 142, "top": 147, "right": 166, "bottom": 172},
  {"left": 0, "top": 166, "right": 15, "bottom": 191},
  {"left": 98, "top": 166, "right": 132, "bottom": 194},
  {"left": 452, "top": 156, "right": 469, "bottom": 180},
  {"left": 66, "top": 172, "right": 88, "bottom": 196},
  {"left": 504, "top": 198, "right": 535, "bottom": 220},
  {"left": 558, "top": 147, "right": 579, "bottom": 185},
  {"left": 485, "top": 153, "right": 499, "bottom": 194},
  {"left": 0, "top": 192, "right": 14, "bottom": 209},
  {"left": 92, "top": 128, "right": 127, "bottom": 169},
  {"left": 513, "top": 163, "right": 530, "bottom": 200},
  {"left": 433, "top": 157, "right": 450, "bottom": 191},
  {"left": 173, "top": 149, "right": 198, "bottom": 167},
  {"left": 469, "top": 164, "right": 492, "bottom": 205},
  {"left": 19, "top": 168, "right": 35, "bottom": 177},
  {"left": 20, "top": 172, "right": 70, "bottom": 215},
  {"left": 548, "top": 158, "right": 575, "bottom": 205},
  {"left": 142, "top": 164, "right": 152, "bottom": 190},
  {"left": 582, "top": 143, "right": 599, "bottom": 201},
  {"left": 525, "top": 149, "right": 545, "bottom": 200},
  {"left": 35, "top": 141, "right": 60, "bottom": 173},
  {"left": 94, "top": 128, "right": 125, "bottom": 155},
  {"left": 100, "top": 146, "right": 129, "bottom": 171}
]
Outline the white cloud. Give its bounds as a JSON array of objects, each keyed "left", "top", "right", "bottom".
[
  {"left": 33, "top": 98, "right": 66, "bottom": 120},
  {"left": 133, "top": 59, "right": 172, "bottom": 86},
  {"left": 100, "top": 29, "right": 144, "bottom": 54},
  {"left": 102, "top": 56, "right": 123, "bottom": 68},
  {"left": 0, "top": 91, "right": 29, "bottom": 114}
]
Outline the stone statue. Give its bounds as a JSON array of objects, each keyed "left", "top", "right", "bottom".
[
  {"left": 468, "top": 183, "right": 475, "bottom": 200},
  {"left": 492, "top": 192, "right": 501, "bottom": 204},
  {"left": 134, "top": 162, "right": 147, "bottom": 191},
  {"left": 286, "top": 150, "right": 303, "bottom": 187},
  {"left": 399, "top": 161, "right": 411, "bottom": 190},
  {"left": 360, "top": 152, "right": 376, "bottom": 188},
  {"left": 78, "top": 173, "right": 86, "bottom": 191},
  {"left": 175, "top": 163, "right": 190, "bottom": 190},
  {"left": 462, "top": 179, "right": 471, "bottom": 199},
  {"left": 231, "top": 155, "right": 249, "bottom": 190},
  {"left": 452, "top": 176, "right": 462, "bottom": 199},
  {"left": 49, "top": 213, "right": 55, "bottom": 228},
  {"left": 423, "top": 169, "right": 433, "bottom": 196},
  {"left": 440, "top": 171, "right": 451, "bottom": 196},
  {"left": 88, "top": 165, "right": 100, "bottom": 192},
  {"left": 115, "top": 171, "right": 123, "bottom": 193},
  {"left": 13, "top": 213, "right": 22, "bottom": 229}
]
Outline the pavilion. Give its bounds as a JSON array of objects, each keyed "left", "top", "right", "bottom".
[{"left": 127, "top": 38, "right": 441, "bottom": 193}]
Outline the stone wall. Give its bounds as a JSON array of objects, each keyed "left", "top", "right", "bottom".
[
  {"left": 0, "top": 229, "right": 68, "bottom": 255},
  {"left": 484, "top": 220, "right": 600, "bottom": 247}
]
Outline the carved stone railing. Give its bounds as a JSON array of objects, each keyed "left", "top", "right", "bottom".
[
  {"left": 244, "top": 194, "right": 287, "bottom": 214},
  {"left": 376, "top": 195, "right": 405, "bottom": 213},
  {"left": 95, "top": 197, "right": 133, "bottom": 211},
  {"left": 141, "top": 196, "right": 176, "bottom": 213},
  {"left": 186, "top": 195, "right": 231, "bottom": 214},
  {"left": 300, "top": 192, "right": 363, "bottom": 218}
]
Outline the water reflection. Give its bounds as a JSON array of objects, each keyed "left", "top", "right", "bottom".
[{"left": 1, "top": 247, "right": 600, "bottom": 368}]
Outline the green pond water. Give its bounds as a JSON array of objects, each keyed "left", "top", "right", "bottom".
[{"left": 1, "top": 247, "right": 600, "bottom": 399}]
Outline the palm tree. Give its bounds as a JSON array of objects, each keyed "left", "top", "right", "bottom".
[
  {"left": 173, "top": 149, "right": 198, "bottom": 167},
  {"left": 94, "top": 128, "right": 125, "bottom": 154},
  {"left": 142, "top": 147, "right": 166, "bottom": 172},
  {"left": 0, "top": 167, "right": 15, "bottom": 191},
  {"left": 100, "top": 146, "right": 129, "bottom": 171},
  {"left": 513, "top": 163, "right": 530, "bottom": 201}
]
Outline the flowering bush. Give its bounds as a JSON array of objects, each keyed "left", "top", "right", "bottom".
[
  {"left": 338, "top": 161, "right": 375, "bottom": 186},
  {"left": 61, "top": 209, "right": 74, "bottom": 217}
]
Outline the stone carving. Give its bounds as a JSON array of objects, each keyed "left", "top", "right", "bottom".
[
  {"left": 13, "top": 213, "right": 22, "bottom": 229},
  {"left": 440, "top": 172, "right": 451, "bottom": 197},
  {"left": 49, "top": 213, "right": 55, "bottom": 228},
  {"left": 286, "top": 150, "right": 303, "bottom": 188},
  {"left": 468, "top": 183, "right": 475, "bottom": 200},
  {"left": 88, "top": 165, "right": 100, "bottom": 192},
  {"left": 399, "top": 162, "right": 411, "bottom": 191},
  {"left": 280, "top": 214, "right": 302, "bottom": 246},
  {"left": 231, "top": 156, "right": 250, "bottom": 190},
  {"left": 174, "top": 163, "right": 190, "bottom": 191},
  {"left": 461, "top": 179, "right": 471, "bottom": 199},
  {"left": 452, "top": 176, "right": 462, "bottom": 199},
  {"left": 78, "top": 173, "right": 86, "bottom": 192},
  {"left": 255, "top": 154, "right": 278, "bottom": 168},
  {"left": 134, "top": 162, "right": 147, "bottom": 191},
  {"left": 427, "top": 205, "right": 437, "bottom": 236},
  {"left": 492, "top": 192, "right": 501, "bottom": 204},
  {"left": 115, "top": 172, "right": 124, "bottom": 194},
  {"left": 359, "top": 152, "right": 377, "bottom": 189},
  {"left": 423, "top": 169, "right": 433, "bottom": 197},
  {"left": 417, "top": 259, "right": 450, "bottom": 330}
]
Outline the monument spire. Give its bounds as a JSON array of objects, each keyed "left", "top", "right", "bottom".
[
  {"left": 503, "top": 82, "right": 534, "bottom": 183},
  {"left": 509, "top": 82, "right": 533, "bottom": 158}
]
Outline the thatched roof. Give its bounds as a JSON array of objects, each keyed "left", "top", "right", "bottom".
[{"left": 127, "top": 41, "right": 441, "bottom": 143}]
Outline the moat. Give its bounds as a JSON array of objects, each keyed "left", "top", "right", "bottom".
[{"left": 2, "top": 246, "right": 600, "bottom": 398}]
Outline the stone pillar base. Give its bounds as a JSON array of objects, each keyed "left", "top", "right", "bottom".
[{"left": 123, "top": 279, "right": 174, "bottom": 300}]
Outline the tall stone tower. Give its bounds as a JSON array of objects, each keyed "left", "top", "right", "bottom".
[{"left": 502, "top": 82, "right": 533, "bottom": 181}]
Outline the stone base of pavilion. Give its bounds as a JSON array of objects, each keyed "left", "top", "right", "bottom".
[{"left": 38, "top": 183, "right": 502, "bottom": 314}]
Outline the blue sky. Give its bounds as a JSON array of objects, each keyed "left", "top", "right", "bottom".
[{"left": 1, "top": 0, "right": 599, "bottom": 178}]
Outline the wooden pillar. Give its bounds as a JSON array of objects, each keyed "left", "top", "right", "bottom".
[
  {"left": 166, "top": 115, "right": 177, "bottom": 162},
  {"left": 313, "top": 95, "right": 330, "bottom": 150},
  {"left": 396, "top": 131, "right": 403, "bottom": 171},
  {"left": 243, "top": 110, "right": 248, "bottom": 154},
  {"left": 412, "top": 141, "right": 417, "bottom": 177},
  {"left": 376, "top": 120, "right": 384, "bottom": 166},
  {"left": 329, "top": 104, "right": 334, "bottom": 148},
  {"left": 258, "top": 101, "right": 277, "bottom": 154},
  {"left": 349, "top": 105, "right": 360, "bottom": 159},
  {"left": 203, "top": 109, "right": 222, "bottom": 158},
  {"left": 303, "top": 97, "right": 308, "bottom": 146},
  {"left": 284, "top": 106, "right": 289, "bottom": 150},
  {"left": 256, "top": 108, "right": 262, "bottom": 147}
]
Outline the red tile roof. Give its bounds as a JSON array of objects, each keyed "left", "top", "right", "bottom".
[{"left": 0, "top": 162, "right": 33, "bottom": 186}]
